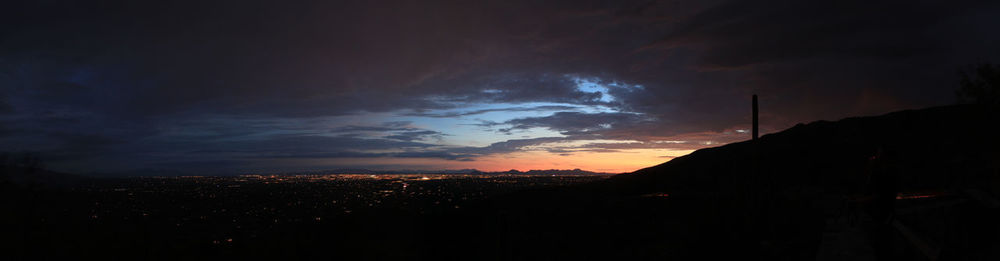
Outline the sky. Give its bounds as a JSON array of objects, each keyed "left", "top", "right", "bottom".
[{"left": 2, "top": 0, "right": 999, "bottom": 175}]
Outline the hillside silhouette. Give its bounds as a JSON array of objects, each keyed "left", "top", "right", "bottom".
[
  {"left": 610, "top": 104, "right": 998, "bottom": 197},
  {"left": 427, "top": 104, "right": 1000, "bottom": 260}
]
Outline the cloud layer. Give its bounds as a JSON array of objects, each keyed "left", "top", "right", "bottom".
[{"left": 2, "top": 0, "right": 998, "bottom": 174}]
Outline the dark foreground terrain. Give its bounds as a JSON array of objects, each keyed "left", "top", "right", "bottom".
[
  {"left": 1, "top": 173, "right": 606, "bottom": 260},
  {"left": 3, "top": 104, "right": 1000, "bottom": 260}
]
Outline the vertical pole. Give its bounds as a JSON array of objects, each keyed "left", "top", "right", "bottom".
[
  {"left": 751, "top": 94, "right": 772, "bottom": 237},
  {"left": 752, "top": 94, "right": 759, "bottom": 140}
]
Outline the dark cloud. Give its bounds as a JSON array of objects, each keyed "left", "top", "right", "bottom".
[
  {"left": 635, "top": 0, "right": 1000, "bottom": 123},
  {"left": 329, "top": 122, "right": 447, "bottom": 141},
  {"left": 330, "top": 125, "right": 413, "bottom": 133},
  {"left": 403, "top": 105, "right": 579, "bottom": 118},
  {"left": 385, "top": 131, "right": 445, "bottom": 142},
  {"left": 655, "top": 0, "right": 975, "bottom": 68},
  {"left": 494, "top": 112, "right": 653, "bottom": 135},
  {"left": 450, "top": 137, "right": 578, "bottom": 156},
  {"left": 0, "top": 99, "right": 12, "bottom": 114},
  {"left": 416, "top": 73, "right": 611, "bottom": 106}
]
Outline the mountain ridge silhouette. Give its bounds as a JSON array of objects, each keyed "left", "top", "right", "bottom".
[{"left": 604, "top": 104, "right": 999, "bottom": 198}]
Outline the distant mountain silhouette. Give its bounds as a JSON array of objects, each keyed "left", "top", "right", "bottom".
[
  {"left": 265, "top": 168, "right": 613, "bottom": 176},
  {"left": 482, "top": 168, "right": 615, "bottom": 175},
  {"left": 89, "top": 167, "right": 614, "bottom": 177}
]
